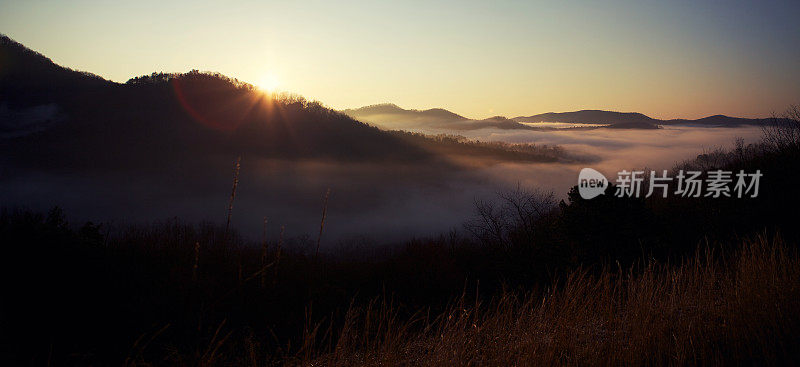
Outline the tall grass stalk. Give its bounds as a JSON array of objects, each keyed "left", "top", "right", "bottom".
[
  {"left": 192, "top": 241, "right": 200, "bottom": 282},
  {"left": 274, "top": 225, "right": 284, "bottom": 286},
  {"left": 223, "top": 156, "right": 241, "bottom": 244},
  {"left": 261, "top": 216, "right": 268, "bottom": 289},
  {"left": 315, "top": 188, "right": 331, "bottom": 258}
]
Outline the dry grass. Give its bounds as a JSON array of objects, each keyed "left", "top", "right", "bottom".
[
  {"left": 224, "top": 156, "right": 241, "bottom": 243},
  {"left": 5, "top": 209, "right": 798, "bottom": 365},
  {"left": 297, "top": 235, "right": 799, "bottom": 366},
  {"left": 315, "top": 188, "right": 331, "bottom": 258}
]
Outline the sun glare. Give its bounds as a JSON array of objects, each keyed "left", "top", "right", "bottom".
[{"left": 256, "top": 74, "right": 280, "bottom": 92}]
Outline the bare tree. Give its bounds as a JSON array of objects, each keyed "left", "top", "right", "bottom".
[
  {"left": 498, "top": 185, "right": 556, "bottom": 238},
  {"left": 762, "top": 104, "right": 800, "bottom": 153},
  {"left": 465, "top": 199, "right": 509, "bottom": 246},
  {"left": 465, "top": 185, "right": 556, "bottom": 247}
]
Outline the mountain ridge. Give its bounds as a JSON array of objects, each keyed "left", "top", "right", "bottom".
[
  {"left": 342, "top": 104, "right": 536, "bottom": 131},
  {"left": 345, "top": 104, "right": 769, "bottom": 131},
  {"left": 515, "top": 109, "right": 767, "bottom": 127}
]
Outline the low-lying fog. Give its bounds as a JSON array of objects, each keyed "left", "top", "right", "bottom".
[{"left": 0, "top": 125, "right": 763, "bottom": 248}]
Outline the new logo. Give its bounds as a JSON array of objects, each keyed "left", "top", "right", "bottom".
[{"left": 578, "top": 168, "right": 608, "bottom": 199}]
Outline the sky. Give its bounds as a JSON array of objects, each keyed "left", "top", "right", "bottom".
[{"left": 1, "top": 0, "right": 799, "bottom": 120}]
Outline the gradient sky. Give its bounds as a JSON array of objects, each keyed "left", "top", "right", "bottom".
[{"left": 2, "top": 0, "right": 799, "bottom": 119}]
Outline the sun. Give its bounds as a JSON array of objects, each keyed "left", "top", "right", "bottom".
[{"left": 256, "top": 73, "right": 280, "bottom": 92}]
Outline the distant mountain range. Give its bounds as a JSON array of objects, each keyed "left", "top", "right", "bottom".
[
  {"left": 344, "top": 105, "right": 770, "bottom": 131},
  {"left": 516, "top": 110, "right": 769, "bottom": 128},
  {"left": 342, "top": 104, "right": 538, "bottom": 131}
]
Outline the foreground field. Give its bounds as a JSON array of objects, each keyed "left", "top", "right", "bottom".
[
  {"left": 300, "top": 236, "right": 800, "bottom": 366},
  {"left": 3, "top": 208, "right": 798, "bottom": 366}
]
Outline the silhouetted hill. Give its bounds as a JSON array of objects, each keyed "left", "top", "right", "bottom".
[
  {"left": 514, "top": 110, "right": 656, "bottom": 125},
  {"left": 0, "top": 35, "right": 110, "bottom": 97},
  {"left": 0, "top": 35, "right": 566, "bottom": 175},
  {"left": 662, "top": 114, "right": 769, "bottom": 127},
  {"left": 0, "top": 35, "right": 114, "bottom": 138},
  {"left": 1, "top": 72, "right": 425, "bottom": 173}
]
